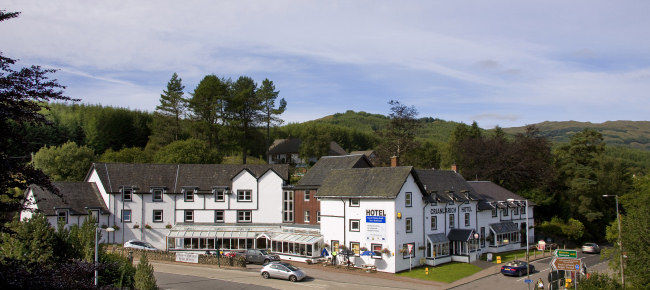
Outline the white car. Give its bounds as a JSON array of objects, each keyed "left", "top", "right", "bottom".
[
  {"left": 581, "top": 243, "right": 600, "bottom": 254},
  {"left": 124, "top": 240, "right": 158, "bottom": 251},
  {"left": 260, "top": 262, "right": 306, "bottom": 282}
]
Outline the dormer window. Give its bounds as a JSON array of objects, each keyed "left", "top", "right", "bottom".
[
  {"left": 122, "top": 188, "right": 132, "bottom": 202},
  {"left": 152, "top": 188, "right": 163, "bottom": 202},
  {"left": 521, "top": 205, "right": 526, "bottom": 215},
  {"left": 214, "top": 189, "right": 225, "bottom": 202},
  {"left": 57, "top": 210, "right": 68, "bottom": 224},
  {"left": 184, "top": 189, "right": 195, "bottom": 202},
  {"left": 492, "top": 208, "right": 498, "bottom": 217}
]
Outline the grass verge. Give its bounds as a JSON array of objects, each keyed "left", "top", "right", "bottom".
[{"left": 396, "top": 262, "right": 482, "bottom": 283}]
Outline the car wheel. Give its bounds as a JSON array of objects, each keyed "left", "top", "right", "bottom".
[
  {"left": 264, "top": 259, "right": 270, "bottom": 265},
  {"left": 262, "top": 272, "right": 270, "bottom": 279},
  {"left": 289, "top": 275, "right": 297, "bottom": 282}
]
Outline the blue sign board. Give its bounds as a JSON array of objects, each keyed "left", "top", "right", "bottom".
[
  {"left": 524, "top": 279, "right": 533, "bottom": 284},
  {"left": 575, "top": 264, "right": 580, "bottom": 270},
  {"left": 366, "top": 216, "right": 386, "bottom": 223}
]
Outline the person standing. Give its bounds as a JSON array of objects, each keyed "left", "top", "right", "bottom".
[{"left": 331, "top": 250, "right": 338, "bottom": 265}]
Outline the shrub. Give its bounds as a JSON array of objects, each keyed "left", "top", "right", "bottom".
[
  {"left": 113, "top": 225, "right": 120, "bottom": 231},
  {"left": 144, "top": 224, "right": 152, "bottom": 230},
  {"left": 133, "top": 224, "right": 140, "bottom": 229},
  {"left": 134, "top": 254, "right": 158, "bottom": 290},
  {"left": 165, "top": 224, "right": 172, "bottom": 229},
  {"left": 578, "top": 273, "right": 622, "bottom": 290},
  {"left": 100, "top": 251, "right": 135, "bottom": 288}
]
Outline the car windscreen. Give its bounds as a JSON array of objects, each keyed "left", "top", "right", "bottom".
[
  {"left": 143, "top": 242, "right": 155, "bottom": 248},
  {"left": 259, "top": 250, "right": 268, "bottom": 255},
  {"left": 284, "top": 264, "right": 299, "bottom": 271}
]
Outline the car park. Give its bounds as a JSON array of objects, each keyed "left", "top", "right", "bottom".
[
  {"left": 581, "top": 243, "right": 600, "bottom": 254},
  {"left": 501, "top": 260, "right": 535, "bottom": 277},
  {"left": 124, "top": 240, "right": 158, "bottom": 251},
  {"left": 260, "top": 262, "right": 306, "bottom": 282}
]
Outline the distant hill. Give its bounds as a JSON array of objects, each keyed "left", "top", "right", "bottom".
[
  {"left": 302, "top": 110, "right": 462, "bottom": 143},
  {"left": 502, "top": 121, "right": 650, "bottom": 150}
]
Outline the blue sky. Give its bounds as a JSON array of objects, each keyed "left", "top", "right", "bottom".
[{"left": 2, "top": 1, "right": 649, "bottom": 128}]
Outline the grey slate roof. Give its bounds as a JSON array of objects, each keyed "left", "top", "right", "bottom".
[
  {"left": 447, "top": 229, "right": 474, "bottom": 242},
  {"left": 28, "top": 182, "right": 108, "bottom": 215},
  {"left": 427, "top": 233, "right": 449, "bottom": 244},
  {"left": 415, "top": 170, "right": 480, "bottom": 203},
  {"left": 489, "top": 221, "right": 519, "bottom": 234},
  {"left": 296, "top": 154, "right": 372, "bottom": 188},
  {"left": 468, "top": 181, "right": 535, "bottom": 210},
  {"left": 268, "top": 138, "right": 302, "bottom": 154},
  {"left": 267, "top": 138, "right": 347, "bottom": 156},
  {"left": 89, "top": 163, "right": 289, "bottom": 194},
  {"left": 315, "top": 166, "right": 426, "bottom": 198}
]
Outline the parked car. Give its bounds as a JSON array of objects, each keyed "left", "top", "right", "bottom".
[
  {"left": 124, "top": 240, "right": 158, "bottom": 251},
  {"left": 582, "top": 243, "right": 600, "bottom": 254},
  {"left": 501, "top": 260, "right": 535, "bottom": 277},
  {"left": 260, "top": 262, "right": 306, "bottom": 282},
  {"left": 244, "top": 249, "right": 280, "bottom": 264}
]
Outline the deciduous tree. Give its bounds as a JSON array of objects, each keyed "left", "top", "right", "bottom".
[
  {"left": 32, "top": 142, "right": 96, "bottom": 181},
  {"left": 376, "top": 100, "right": 419, "bottom": 164}
]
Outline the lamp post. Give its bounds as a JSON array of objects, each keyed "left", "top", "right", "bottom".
[
  {"left": 95, "top": 226, "right": 115, "bottom": 287},
  {"left": 603, "top": 195, "right": 624, "bottom": 288},
  {"left": 509, "top": 198, "right": 530, "bottom": 289}
]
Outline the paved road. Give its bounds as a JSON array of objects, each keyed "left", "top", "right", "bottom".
[
  {"left": 156, "top": 272, "right": 273, "bottom": 290},
  {"left": 152, "top": 261, "right": 442, "bottom": 290},
  {"left": 451, "top": 251, "right": 605, "bottom": 289}
]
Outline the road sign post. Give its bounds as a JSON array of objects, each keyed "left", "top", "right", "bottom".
[{"left": 552, "top": 257, "right": 581, "bottom": 272}]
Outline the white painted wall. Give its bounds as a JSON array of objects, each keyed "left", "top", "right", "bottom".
[{"left": 20, "top": 189, "right": 37, "bottom": 221}]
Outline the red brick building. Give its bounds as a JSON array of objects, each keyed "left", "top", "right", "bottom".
[{"left": 289, "top": 154, "right": 373, "bottom": 225}]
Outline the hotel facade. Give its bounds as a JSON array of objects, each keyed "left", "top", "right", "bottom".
[{"left": 21, "top": 157, "right": 533, "bottom": 272}]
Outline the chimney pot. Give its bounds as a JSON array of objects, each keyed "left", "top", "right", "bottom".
[
  {"left": 390, "top": 156, "right": 399, "bottom": 167},
  {"left": 451, "top": 164, "right": 457, "bottom": 173}
]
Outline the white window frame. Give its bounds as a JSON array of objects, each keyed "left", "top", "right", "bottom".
[
  {"left": 502, "top": 208, "right": 509, "bottom": 216},
  {"left": 431, "top": 215, "right": 437, "bottom": 230},
  {"left": 492, "top": 208, "right": 498, "bottom": 217},
  {"left": 184, "top": 189, "right": 194, "bottom": 202},
  {"left": 349, "top": 198, "right": 360, "bottom": 207},
  {"left": 304, "top": 190, "right": 310, "bottom": 201},
  {"left": 57, "top": 210, "right": 68, "bottom": 224},
  {"left": 122, "top": 209, "right": 132, "bottom": 222},
  {"left": 122, "top": 188, "right": 132, "bottom": 202},
  {"left": 514, "top": 207, "right": 519, "bottom": 215},
  {"left": 405, "top": 192, "right": 412, "bottom": 207},
  {"left": 237, "top": 190, "right": 252, "bottom": 202},
  {"left": 184, "top": 210, "right": 194, "bottom": 223},
  {"left": 465, "top": 212, "right": 470, "bottom": 227},
  {"left": 521, "top": 206, "right": 526, "bottom": 215},
  {"left": 214, "top": 189, "right": 225, "bottom": 202},
  {"left": 304, "top": 210, "right": 310, "bottom": 222},
  {"left": 215, "top": 210, "right": 225, "bottom": 223},
  {"left": 406, "top": 217, "right": 413, "bottom": 233},
  {"left": 317, "top": 211, "right": 321, "bottom": 223},
  {"left": 449, "top": 214, "right": 454, "bottom": 228},
  {"left": 350, "top": 219, "right": 360, "bottom": 232},
  {"left": 282, "top": 190, "right": 294, "bottom": 222},
  {"left": 153, "top": 210, "right": 163, "bottom": 222},
  {"left": 237, "top": 210, "right": 252, "bottom": 223},
  {"left": 152, "top": 188, "right": 163, "bottom": 202}
]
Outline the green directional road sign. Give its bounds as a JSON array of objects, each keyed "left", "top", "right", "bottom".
[{"left": 554, "top": 249, "right": 577, "bottom": 258}]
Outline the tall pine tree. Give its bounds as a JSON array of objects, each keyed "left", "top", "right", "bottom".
[
  {"left": 150, "top": 73, "right": 186, "bottom": 146},
  {"left": 257, "top": 79, "right": 286, "bottom": 149},
  {"left": 227, "top": 76, "right": 264, "bottom": 164},
  {"left": 187, "top": 75, "right": 229, "bottom": 148}
]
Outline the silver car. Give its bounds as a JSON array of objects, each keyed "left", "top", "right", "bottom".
[
  {"left": 582, "top": 243, "right": 600, "bottom": 254},
  {"left": 124, "top": 240, "right": 158, "bottom": 251},
  {"left": 260, "top": 262, "right": 306, "bottom": 282}
]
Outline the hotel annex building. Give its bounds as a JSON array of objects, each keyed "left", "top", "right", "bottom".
[{"left": 21, "top": 157, "right": 533, "bottom": 273}]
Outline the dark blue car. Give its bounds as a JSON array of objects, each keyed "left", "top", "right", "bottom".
[{"left": 501, "top": 260, "right": 535, "bottom": 277}]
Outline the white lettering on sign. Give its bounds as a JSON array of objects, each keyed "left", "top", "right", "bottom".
[
  {"left": 365, "top": 209, "right": 386, "bottom": 216},
  {"left": 175, "top": 252, "right": 199, "bottom": 263},
  {"left": 430, "top": 208, "right": 446, "bottom": 215}
]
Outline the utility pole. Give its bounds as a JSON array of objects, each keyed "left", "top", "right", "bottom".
[
  {"left": 603, "top": 195, "right": 624, "bottom": 287},
  {"left": 526, "top": 199, "right": 530, "bottom": 290}
]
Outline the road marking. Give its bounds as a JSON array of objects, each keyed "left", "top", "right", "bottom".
[{"left": 516, "top": 268, "right": 549, "bottom": 281}]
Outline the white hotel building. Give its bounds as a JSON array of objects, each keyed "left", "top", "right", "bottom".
[{"left": 21, "top": 160, "right": 533, "bottom": 272}]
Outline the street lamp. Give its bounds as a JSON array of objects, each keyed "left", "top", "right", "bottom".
[
  {"left": 509, "top": 198, "right": 530, "bottom": 289},
  {"left": 603, "top": 195, "right": 624, "bottom": 288},
  {"left": 95, "top": 226, "right": 115, "bottom": 287}
]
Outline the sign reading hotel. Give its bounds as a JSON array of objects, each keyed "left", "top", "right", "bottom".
[{"left": 366, "top": 209, "right": 386, "bottom": 241}]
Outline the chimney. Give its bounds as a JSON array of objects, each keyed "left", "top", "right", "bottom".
[
  {"left": 451, "top": 164, "right": 457, "bottom": 173},
  {"left": 390, "top": 156, "right": 399, "bottom": 167}
]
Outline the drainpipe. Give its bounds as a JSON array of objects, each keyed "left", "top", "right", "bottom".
[
  {"left": 341, "top": 198, "right": 346, "bottom": 248},
  {"left": 422, "top": 197, "right": 428, "bottom": 260}
]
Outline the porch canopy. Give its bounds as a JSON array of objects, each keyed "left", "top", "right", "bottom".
[
  {"left": 447, "top": 229, "right": 474, "bottom": 242},
  {"left": 489, "top": 221, "right": 518, "bottom": 235},
  {"left": 427, "top": 233, "right": 449, "bottom": 244},
  {"left": 168, "top": 229, "right": 259, "bottom": 239},
  {"left": 271, "top": 232, "right": 322, "bottom": 244}
]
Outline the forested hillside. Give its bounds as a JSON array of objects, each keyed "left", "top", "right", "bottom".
[{"left": 503, "top": 120, "right": 650, "bottom": 150}]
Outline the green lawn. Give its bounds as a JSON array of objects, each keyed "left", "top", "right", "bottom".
[
  {"left": 396, "top": 262, "right": 482, "bottom": 283},
  {"left": 482, "top": 249, "right": 529, "bottom": 263}
]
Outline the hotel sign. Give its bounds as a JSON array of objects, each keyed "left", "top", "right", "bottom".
[
  {"left": 176, "top": 252, "right": 199, "bottom": 264},
  {"left": 366, "top": 209, "right": 386, "bottom": 241}
]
